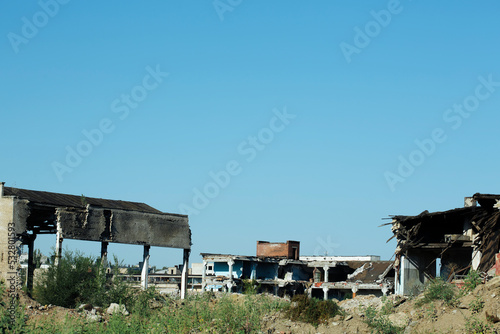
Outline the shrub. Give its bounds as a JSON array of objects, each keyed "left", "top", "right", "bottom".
[
  {"left": 463, "top": 270, "right": 482, "bottom": 293},
  {"left": 33, "top": 250, "right": 132, "bottom": 308},
  {"left": 286, "top": 294, "right": 341, "bottom": 327},
  {"left": 469, "top": 296, "right": 485, "bottom": 314},
  {"left": 128, "top": 287, "right": 166, "bottom": 318},
  {"left": 362, "top": 305, "right": 404, "bottom": 334},
  {"left": 417, "top": 277, "right": 457, "bottom": 306},
  {"left": 242, "top": 279, "right": 260, "bottom": 295},
  {"left": 380, "top": 297, "right": 395, "bottom": 315},
  {"left": 465, "top": 316, "right": 494, "bottom": 334}
]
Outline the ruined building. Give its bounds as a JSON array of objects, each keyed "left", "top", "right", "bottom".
[
  {"left": 201, "top": 240, "right": 394, "bottom": 300},
  {"left": 389, "top": 193, "right": 500, "bottom": 295},
  {"left": 0, "top": 182, "right": 192, "bottom": 298}
]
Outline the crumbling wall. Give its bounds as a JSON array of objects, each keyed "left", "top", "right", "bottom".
[
  {"left": 0, "top": 196, "right": 16, "bottom": 282},
  {"left": 57, "top": 206, "right": 190, "bottom": 249}
]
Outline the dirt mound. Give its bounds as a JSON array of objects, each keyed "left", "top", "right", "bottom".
[{"left": 265, "top": 278, "right": 500, "bottom": 333}]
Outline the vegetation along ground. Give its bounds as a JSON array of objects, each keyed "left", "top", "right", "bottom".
[{"left": 2, "top": 252, "right": 500, "bottom": 333}]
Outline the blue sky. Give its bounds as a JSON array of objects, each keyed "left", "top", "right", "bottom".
[{"left": 1, "top": 1, "right": 500, "bottom": 267}]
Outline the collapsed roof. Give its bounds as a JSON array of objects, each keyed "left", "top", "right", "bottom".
[
  {"left": 388, "top": 193, "right": 500, "bottom": 273},
  {"left": 2, "top": 184, "right": 191, "bottom": 249}
]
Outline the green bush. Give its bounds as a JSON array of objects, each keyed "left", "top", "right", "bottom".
[
  {"left": 286, "top": 294, "right": 341, "bottom": 327},
  {"left": 380, "top": 297, "right": 395, "bottom": 315},
  {"left": 463, "top": 270, "right": 482, "bottom": 293},
  {"left": 465, "top": 316, "right": 494, "bottom": 334},
  {"left": 129, "top": 287, "right": 166, "bottom": 318},
  {"left": 242, "top": 279, "right": 260, "bottom": 295},
  {"left": 469, "top": 296, "right": 485, "bottom": 314},
  {"left": 362, "top": 305, "right": 404, "bottom": 334},
  {"left": 417, "top": 277, "right": 457, "bottom": 306},
  {"left": 33, "top": 250, "right": 132, "bottom": 309}
]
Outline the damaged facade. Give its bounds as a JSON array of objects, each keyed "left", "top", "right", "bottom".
[
  {"left": 201, "top": 241, "right": 394, "bottom": 300},
  {"left": 389, "top": 193, "right": 500, "bottom": 295},
  {"left": 0, "top": 182, "right": 192, "bottom": 298}
]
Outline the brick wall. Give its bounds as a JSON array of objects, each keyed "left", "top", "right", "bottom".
[{"left": 256, "top": 240, "right": 300, "bottom": 259}]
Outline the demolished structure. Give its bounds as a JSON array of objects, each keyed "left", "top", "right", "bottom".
[
  {"left": 201, "top": 241, "right": 394, "bottom": 300},
  {"left": 389, "top": 193, "right": 500, "bottom": 295},
  {"left": 0, "top": 182, "right": 192, "bottom": 298}
]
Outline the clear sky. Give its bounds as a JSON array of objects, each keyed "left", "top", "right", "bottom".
[{"left": 1, "top": 1, "right": 500, "bottom": 268}]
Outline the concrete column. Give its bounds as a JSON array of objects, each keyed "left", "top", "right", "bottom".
[
  {"left": 101, "top": 242, "right": 108, "bottom": 269},
  {"left": 274, "top": 263, "right": 279, "bottom": 280},
  {"left": 323, "top": 265, "right": 329, "bottom": 283},
  {"left": 472, "top": 234, "right": 482, "bottom": 271},
  {"left": 352, "top": 285, "right": 359, "bottom": 298},
  {"left": 227, "top": 259, "right": 235, "bottom": 281},
  {"left": 26, "top": 234, "right": 36, "bottom": 297},
  {"left": 250, "top": 262, "right": 257, "bottom": 280},
  {"left": 382, "top": 284, "right": 389, "bottom": 296},
  {"left": 201, "top": 260, "right": 207, "bottom": 291},
  {"left": 322, "top": 286, "right": 329, "bottom": 300},
  {"left": 54, "top": 219, "right": 63, "bottom": 266},
  {"left": 181, "top": 248, "right": 190, "bottom": 299},
  {"left": 395, "top": 255, "right": 404, "bottom": 295},
  {"left": 403, "top": 251, "right": 436, "bottom": 295},
  {"left": 141, "top": 245, "right": 150, "bottom": 290},
  {"left": 227, "top": 282, "right": 233, "bottom": 293}
]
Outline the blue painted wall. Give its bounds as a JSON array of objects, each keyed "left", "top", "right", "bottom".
[{"left": 213, "top": 260, "right": 244, "bottom": 279}]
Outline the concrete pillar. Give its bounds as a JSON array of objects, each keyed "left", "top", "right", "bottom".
[
  {"left": 101, "top": 242, "right": 108, "bottom": 269},
  {"left": 472, "top": 234, "right": 482, "bottom": 271},
  {"left": 26, "top": 234, "right": 36, "bottom": 297},
  {"left": 227, "top": 282, "right": 233, "bottom": 293},
  {"left": 274, "top": 263, "right": 279, "bottom": 280},
  {"left": 181, "top": 248, "right": 190, "bottom": 299},
  {"left": 141, "top": 245, "right": 150, "bottom": 290},
  {"left": 250, "top": 262, "right": 257, "bottom": 280},
  {"left": 54, "top": 220, "right": 63, "bottom": 266},
  {"left": 201, "top": 260, "right": 207, "bottom": 291},
  {"left": 227, "top": 259, "right": 235, "bottom": 281},
  {"left": 322, "top": 286, "right": 329, "bottom": 300},
  {"left": 404, "top": 251, "right": 437, "bottom": 295},
  {"left": 323, "top": 265, "right": 329, "bottom": 283},
  {"left": 382, "top": 284, "right": 389, "bottom": 296},
  {"left": 351, "top": 285, "right": 358, "bottom": 298},
  {"left": 395, "top": 255, "right": 404, "bottom": 295}
]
